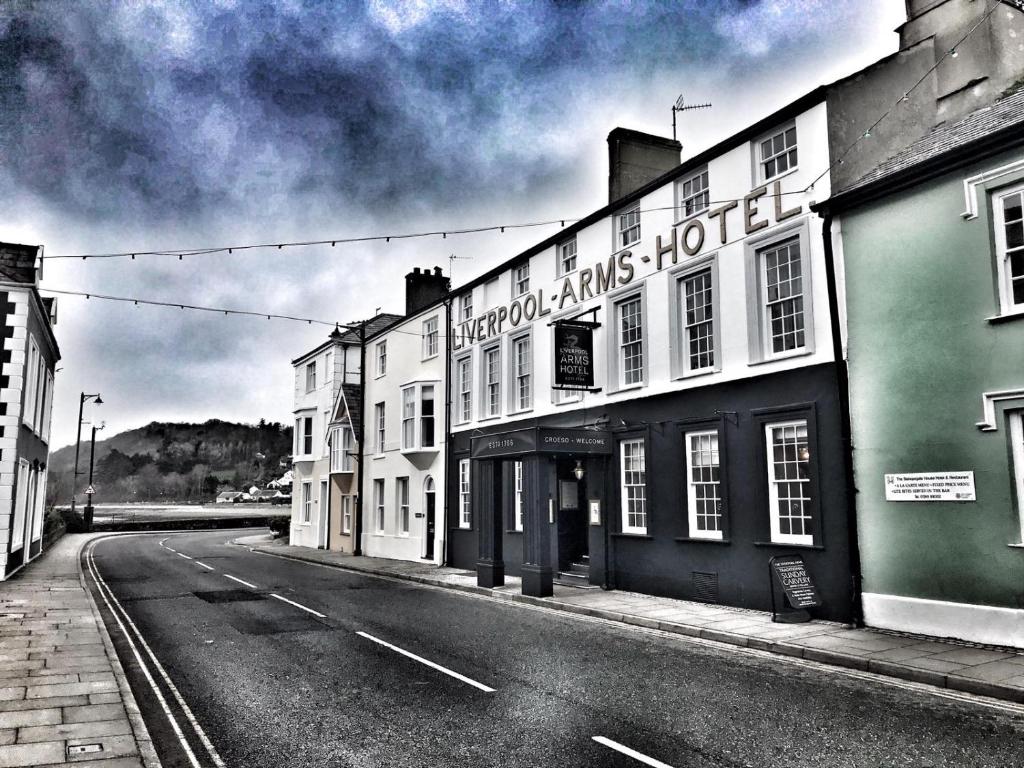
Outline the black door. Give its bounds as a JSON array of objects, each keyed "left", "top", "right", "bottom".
[
  {"left": 556, "top": 459, "right": 588, "bottom": 571},
  {"left": 425, "top": 491, "right": 436, "bottom": 560}
]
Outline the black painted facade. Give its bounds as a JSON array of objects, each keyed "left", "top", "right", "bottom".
[{"left": 447, "top": 362, "right": 855, "bottom": 623}]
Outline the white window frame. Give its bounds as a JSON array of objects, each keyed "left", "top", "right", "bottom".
[
  {"left": 305, "top": 360, "right": 317, "bottom": 392},
  {"left": 399, "top": 382, "right": 438, "bottom": 452},
  {"left": 459, "top": 292, "right": 473, "bottom": 323},
  {"left": 397, "top": 477, "right": 410, "bottom": 535},
  {"left": 375, "top": 403, "right": 386, "bottom": 455},
  {"left": 616, "top": 203, "right": 641, "bottom": 250},
  {"left": 32, "top": 348, "right": 45, "bottom": 434},
  {"left": 24, "top": 340, "right": 38, "bottom": 430},
  {"left": 422, "top": 316, "right": 439, "bottom": 359},
  {"left": 374, "top": 479, "right": 385, "bottom": 532},
  {"left": 511, "top": 332, "right": 532, "bottom": 413},
  {"left": 40, "top": 369, "right": 54, "bottom": 443},
  {"left": 758, "top": 122, "right": 798, "bottom": 182},
  {"left": 375, "top": 341, "right": 387, "bottom": 377},
  {"left": 676, "top": 167, "right": 709, "bottom": 220},
  {"left": 295, "top": 415, "right": 313, "bottom": 456},
  {"left": 746, "top": 224, "right": 815, "bottom": 363},
  {"left": 330, "top": 425, "right": 354, "bottom": 472},
  {"left": 301, "top": 481, "right": 313, "bottom": 524},
  {"left": 611, "top": 290, "right": 646, "bottom": 390},
  {"left": 342, "top": 495, "right": 352, "bottom": 534},
  {"left": 558, "top": 237, "right": 578, "bottom": 276},
  {"left": 619, "top": 438, "right": 647, "bottom": 534},
  {"left": 456, "top": 354, "right": 473, "bottom": 424},
  {"left": 685, "top": 430, "right": 723, "bottom": 540},
  {"left": 513, "top": 460, "right": 524, "bottom": 532},
  {"left": 765, "top": 420, "right": 814, "bottom": 546},
  {"left": 994, "top": 185, "right": 1024, "bottom": 315},
  {"left": 482, "top": 343, "right": 501, "bottom": 419},
  {"left": 459, "top": 459, "right": 471, "bottom": 529},
  {"left": 1010, "top": 411, "right": 1024, "bottom": 544},
  {"left": 512, "top": 262, "right": 530, "bottom": 298},
  {"left": 11, "top": 459, "right": 28, "bottom": 550}
]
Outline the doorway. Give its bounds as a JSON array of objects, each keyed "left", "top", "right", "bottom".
[
  {"left": 556, "top": 458, "right": 588, "bottom": 573},
  {"left": 424, "top": 476, "right": 436, "bottom": 560}
]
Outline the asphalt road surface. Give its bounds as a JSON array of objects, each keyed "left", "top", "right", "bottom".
[{"left": 85, "top": 531, "right": 1024, "bottom": 768}]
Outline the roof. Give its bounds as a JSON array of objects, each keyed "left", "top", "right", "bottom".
[
  {"left": 341, "top": 382, "right": 361, "bottom": 435},
  {"left": 290, "top": 313, "right": 402, "bottom": 365},
  {"left": 820, "top": 85, "right": 1024, "bottom": 211}
]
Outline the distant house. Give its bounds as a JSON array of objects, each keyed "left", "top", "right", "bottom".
[
  {"left": 216, "top": 491, "right": 242, "bottom": 504},
  {"left": 0, "top": 243, "right": 60, "bottom": 580}
]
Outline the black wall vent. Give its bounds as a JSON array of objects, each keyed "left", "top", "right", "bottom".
[{"left": 692, "top": 571, "right": 720, "bottom": 603}]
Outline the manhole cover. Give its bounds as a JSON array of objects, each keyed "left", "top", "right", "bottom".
[{"left": 193, "top": 589, "right": 266, "bottom": 604}]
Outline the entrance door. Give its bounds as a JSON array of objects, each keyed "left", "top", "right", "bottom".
[
  {"left": 556, "top": 459, "right": 588, "bottom": 572},
  {"left": 424, "top": 476, "right": 436, "bottom": 560}
]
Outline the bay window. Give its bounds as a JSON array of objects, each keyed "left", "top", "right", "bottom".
[{"left": 400, "top": 383, "right": 438, "bottom": 451}]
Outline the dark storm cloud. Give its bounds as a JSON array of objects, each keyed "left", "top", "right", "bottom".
[{"left": 0, "top": 0, "right": 785, "bottom": 221}]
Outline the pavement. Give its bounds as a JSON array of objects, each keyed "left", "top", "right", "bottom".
[
  {"left": 242, "top": 534, "right": 1024, "bottom": 706},
  {"left": 0, "top": 534, "right": 159, "bottom": 768}
]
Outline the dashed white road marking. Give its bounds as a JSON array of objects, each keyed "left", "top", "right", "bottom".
[
  {"left": 177, "top": 553, "right": 194, "bottom": 561},
  {"left": 270, "top": 593, "right": 326, "bottom": 619},
  {"left": 356, "top": 631, "right": 495, "bottom": 693},
  {"left": 592, "top": 737, "right": 675, "bottom": 768},
  {"left": 224, "top": 574, "right": 258, "bottom": 589},
  {"left": 195, "top": 562, "right": 215, "bottom": 571}
]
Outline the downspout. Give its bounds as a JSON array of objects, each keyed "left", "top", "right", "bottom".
[
  {"left": 820, "top": 212, "right": 864, "bottom": 628},
  {"left": 441, "top": 296, "right": 453, "bottom": 566},
  {"left": 353, "top": 321, "right": 367, "bottom": 556}
]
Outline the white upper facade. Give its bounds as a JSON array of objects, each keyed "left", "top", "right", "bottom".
[
  {"left": 450, "top": 100, "right": 833, "bottom": 432},
  {"left": 292, "top": 338, "right": 356, "bottom": 463}
]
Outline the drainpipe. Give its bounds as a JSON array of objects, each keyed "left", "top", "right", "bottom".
[
  {"left": 353, "top": 321, "right": 367, "bottom": 556},
  {"left": 820, "top": 212, "right": 864, "bottom": 627},
  {"left": 441, "top": 296, "right": 453, "bottom": 566}
]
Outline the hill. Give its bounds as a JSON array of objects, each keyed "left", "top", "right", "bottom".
[{"left": 46, "top": 419, "right": 293, "bottom": 505}]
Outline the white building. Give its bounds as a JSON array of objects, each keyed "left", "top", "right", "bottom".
[
  {"left": 360, "top": 267, "right": 449, "bottom": 563},
  {"left": 0, "top": 243, "right": 59, "bottom": 579}
]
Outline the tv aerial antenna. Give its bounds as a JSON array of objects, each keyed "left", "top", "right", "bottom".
[{"left": 672, "top": 95, "right": 712, "bottom": 142}]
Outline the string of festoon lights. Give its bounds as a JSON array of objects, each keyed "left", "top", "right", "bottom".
[{"left": 38, "top": 0, "right": 998, "bottom": 268}]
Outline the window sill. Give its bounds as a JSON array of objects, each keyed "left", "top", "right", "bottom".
[
  {"left": 753, "top": 540, "right": 823, "bottom": 550},
  {"left": 675, "top": 536, "right": 730, "bottom": 545},
  {"left": 761, "top": 166, "right": 800, "bottom": 186},
  {"left": 611, "top": 532, "right": 653, "bottom": 540},
  {"left": 330, "top": 469, "right": 355, "bottom": 475},
  {"left": 505, "top": 529, "right": 524, "bottom": 535},
  {"left": 1007, "top": 543, "right": 1024, "bottom": 549},
  {"left": 673, "top": 208, "right": 709, "bottom": 227},
  {"left": 422, "top": 354, "right": 439, "bottom": 362},
  {"left": 673, "top": 367, "right": 719, "bottom": 382},
  {"left": 478, "top": 415, "right": 503, "bottom": 424},
  {"left": 987, "top": 311, "right": 1024, "bottom": 325},
  {"left": 748, "top": 348, "right": 812, "bottom": 367},
  {"left": 609, "top": 383, "right": 646, "bottom": 396},
  {"left": 372, "top": 454, "right": 386, "bottom": 461},
  {"left": 399, "top": 447, "right": 440, "bottom": 458},
  {"left": 510, "top": 407, "right": 534, "bottom": 417}
]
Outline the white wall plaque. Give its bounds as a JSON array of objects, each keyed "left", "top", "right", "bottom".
[{"left": 884, "top": 472, "right": 976, "bottom": 502}]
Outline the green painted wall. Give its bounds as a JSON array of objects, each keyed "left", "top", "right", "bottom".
[{"left": 842, "top": 148, "right": 1024, "bottom": 609}]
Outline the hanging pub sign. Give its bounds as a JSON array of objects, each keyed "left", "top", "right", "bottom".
[{"left": 553, "top": 321, "right": 595, "bottom": 390}]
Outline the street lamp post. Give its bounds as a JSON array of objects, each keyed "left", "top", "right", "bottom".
[
  {"left": 71, "top": 392, "right": 102, "bottom": 518},
  {"left": 83, "top": 422, "right": 105, "bottom": 532}
]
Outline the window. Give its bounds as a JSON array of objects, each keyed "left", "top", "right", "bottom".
[
  {"left": 456, "top": 355, "right": 473, "bottom": 424},
  {"left": 766, "top": 421, "right": 813, "bottom": 546},
  {"left": 459, "top": 459, "right": 471, "bottom": 528},
  {"left": 294, "top": 416, "right": 313, "bottom": 456},
  {"left": 678, "top": 169, "right": 709, "bottom": 218},
  {"left": 620, "top": 439, "right": 647, "bottom": 534},
  {"left": 32, "top": 349, "right": 45, "bottom": 433},
  {"left": 301, "top": 481, "right": 312, "bottom": 523},
  {"left": 617, "top": 295, "right": 644, "bottom": 387},
  {"left": 761, "top": 237, "right": 805, "bottom": 355},
  {"left": 397, "top": 477, "right": 410, "bottom": 535},
  {"left": 513, "top": 263, "right": 530, "bottom": 297},
  {"left": 420, "top": 385, "right": 435, "bottom": 447},
  {"left": 483, "top": 345, "right": 501, "bottom": 417},
  {"left": 402, "top": 387, "right": 416, "bottom": 449},
  {"left": 375, "top": 403, "right": 385, "bottom": 454},
  {"left": 40, "top": 371, "right": 53, "bottom": 443},
  {"left": 305, "top": 360, "right": 317, "bottom": 392},
  {"left": 512, "top": 335, "right": 531, "bottom": 412},
  {"left": 459, "top": 292, "right": 474, "bottom": 323},
  {"left": 1010, "top": 411, "right": 1024, "bottom": 543},
  {"left": 760, "top": 124, "right": 798, "bottom": 181},
  {"left": 686, "top": 431, "right": 722, "bottom": 539},
  {"left": 24, "top": 340, "right": 38, "bottom": 429},
  {"left": 375, "top": 341, "right": 387, "bottom": 376},
  {"left": 342, "top": 495, "right": 352, "bottom": 534},
  {"left": 559, "top": 237, "right": 578, "bottom": 276},
  {"left": 617, "top": 204, "right": 641, "bottom": 249},
  {"left": 513, "top": 460, "right": 524, "bottom": 532},
  {"left": 682, "top": 269, "right": 715, "bottom": 372},
  {"left": 423, "top": 316, "right": 439, "bottom": 359},
  {"left": 330, "top": 426, "right": 354, "bottom": 472},
  {"left": 325, "top": 351, "right": 332, "bottom": 380},
  {"left": 11, "top": 459, "right": 27, "bottom": 550},
  {"left": 374, "top": 479, "right": 385, "bottom": 532},
  {"left": 995, "top": 187, "right": 1024, "bottom": 313}
]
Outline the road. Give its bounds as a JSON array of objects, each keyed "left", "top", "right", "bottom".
[{"left": 85, "top": 531, "right": 1024, "bottom": 768}]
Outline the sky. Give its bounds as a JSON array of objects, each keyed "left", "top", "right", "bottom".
[{"left": 0, "top": 0, "right": 907, "bottom": 450}]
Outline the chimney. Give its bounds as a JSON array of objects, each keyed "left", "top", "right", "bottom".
[
  {"left": 405, "top": 266, "right": 450, "bottom": 316},
  {"left": 607, "top": 128, "right": 682, "bottom": 204},
  {"left": 0, "top": 242, "right": 41, "bottom": 286}
]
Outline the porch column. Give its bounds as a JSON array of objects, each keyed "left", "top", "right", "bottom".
[
  {"left": 474, "top": 459, "right": 504, "bottom": 588},
  {"left": 520, "top": 455, "right": 553, "bottom": 597}
]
